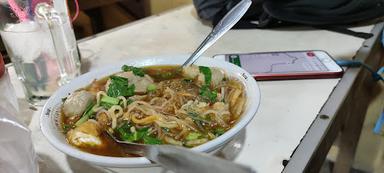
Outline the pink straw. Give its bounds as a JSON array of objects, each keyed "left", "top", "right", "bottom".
[{"left": 7, "top": 0, "right": 28, "bottom": 22}]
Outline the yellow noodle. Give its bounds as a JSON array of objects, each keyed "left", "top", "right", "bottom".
[
  {"left": 121, "top": 111, "right": 131, "bottom": 121},
  {"left": 154, "top": 123, "right": 162, "bottom": 139},
  {"left": 164, "top": 136, "right": 183, "bottom": 146},
  {"left": 207, "top": 132, "right": 216, "bottom": 140},
  {"left": 155, "top": 119, "right": 178, "bottom": 129},
  {"left": 178, "top": 92, "right": 194, "bottom": 97},
  {"left": 132, "top": 115, "right": 159, "bottom": 125},
  {"left": 92, "top": 106, "right": 104, "bottom": 113},
  {"left": 229, "top": 89, "right": 242, "bottom": 107},
  {"left": 149, "top": 97, "right": 167, "bottom": 105},
  {"left": 168, "top": 116, "right": 198, "bottom": 131},
  {"left": 202, "top": 110, "right": 228, "bottom": 127},
  {"left": 96, "top": 91, "right": 107, "bottom": 105},
  {"left": 183, "top": 117, "right": 199, "bottom": 131},
  {"left": 108, "top": 105, "right": 123, "bottom": 129},
  {"left": 175, "top": 127, "right": 188, "bottom": 140},
  {"left": 96, "top": 109, "right": 108, "bottom": 118},
  {"left": 233, "top": 94, "right": 245, "bottom": 119},
  {"left": 92, "top": 91, "right": 108, "bottom": 112},
  {"left": 147, "top": 127, "right": 156, "bottom": 135},
  {"left": 136, "top": 105, "right": 157, "bottom": 117},
  {"left": 185, "top": 138, "right": 208, "bottom": 147},
  {"left": 127, "top": 101, "right": 155, "bottom": 116},
  {"left": 117, "top": 96, "right": 127, "bottom": 109},
  {"left": 160, "top": 100, "right": 170, "bottom": 108}
]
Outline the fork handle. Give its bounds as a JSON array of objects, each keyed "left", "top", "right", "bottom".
[
  {"left": 144, "top": 145, "right": 256, "bottom": 173},
  {"left": 181, "top": 0, "right": 252, "bottom": 67}
]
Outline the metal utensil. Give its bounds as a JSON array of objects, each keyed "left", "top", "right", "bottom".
[
  {"left": 106, "top": 132, "right": 255, "bottom": 173},
  {"left": 216, "top": 129, "right": 246, "bottom": 160},
  {"left": 181, "top": 0, "right": 252, "bottom": 67}
]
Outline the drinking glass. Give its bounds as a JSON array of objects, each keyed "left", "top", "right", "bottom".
[{"left": 0, "top": 1, "right": 81, "bottom": 105}]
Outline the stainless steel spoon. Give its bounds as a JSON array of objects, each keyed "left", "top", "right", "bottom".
[
  {"left": 181, "top": 0, "right": 252, "bottom": 67},
  {"left": 106, "top": 132, "right": 256, "bottom": 173}
]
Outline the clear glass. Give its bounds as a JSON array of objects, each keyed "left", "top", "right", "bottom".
[
  {"left": 0, "top": 1, "right": 81, "bottom": 105},
  {"left": 0, "top": 58, "right": 38, "bottom": 173}
]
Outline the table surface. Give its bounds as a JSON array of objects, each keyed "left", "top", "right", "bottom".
[{"left": 8, "top": 5, "right": 375, "bottom": 173}]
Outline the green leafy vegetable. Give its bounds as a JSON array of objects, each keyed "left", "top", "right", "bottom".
[
  {"left": 186, "top": 132, "right": 202, "bottom": 141},
  {"left": 107, "top": 76, "right": 135, "bottom": 97},
  {"left": 101, "top": 95, "right": 120, "bottom": 105},
  {"left": 62, "top": 124, "right": 74, "bottom": 133},
  {"left": 116, "top": 122, "right": 146, "bottom": 142},
  {"left": 187, "top": 112, "right": 211, "bottom": 124},
  {"left": 136, "top": 127, "right": 149, "bottom": 139},
  {"left": 198, "top": 66, "right": 217, "bottom": 102},
  {"left": 194, "top": 120, "right": 205, "bottom": 132},
  {"left": 199, "top": 66, "right": 212, "bottom": 85},
  {"left": 143, "top": 135, "right": 162, "bottom": 145},
  {"left": 187, "top": 112, "right": 209, "bottom": 132},
  {"left": 115, "top": 122, "right": 133, "bottom": 141},
  {"left": 100, "top": 95, "right": 120, "bottom": 109},
  {"left": 127, "top": 99, "right": 134, "bottom": 105},
  {"left": 99, "top": 102, "right": 113, "bottom": 110},
  {"left": 125, "top": 130, "right": 147, "bottom": 142},
  {"left": 199, "top": 85, "right": 217, "bottom": 103},
  {"left": 115, "top": 123, "right": 161, "bottom": 144},
  {"left": 75, "top": 102, "right": 96, "bottom": 126},
  {"left": 147, "top": 84, "right": 157, "bottom": 92},
  {"left": 121, "top": 65, "right": 145, "bottom": 77},
  {"left": 214, "top": 128, "right": 225, "bottom": 136}
]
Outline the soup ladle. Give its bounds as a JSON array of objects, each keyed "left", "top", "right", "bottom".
[
  {"left": 181, "top": 0, "right": 252, "bottom": 67},
  {"left": 106, "top": 131, "right": 255, "bottom": 173}
]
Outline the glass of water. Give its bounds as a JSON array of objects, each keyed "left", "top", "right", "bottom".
[{"left": 0, "top": 2, "right": 81, "bottom": 105}]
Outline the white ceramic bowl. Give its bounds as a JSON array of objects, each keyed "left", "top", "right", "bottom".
[{"left": 40, "top": 55, "right": 260, "bottom": 168}]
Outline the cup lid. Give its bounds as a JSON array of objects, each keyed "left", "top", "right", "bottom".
[{"left": 0, "top": 54, "right": 4, "bottom": 78}]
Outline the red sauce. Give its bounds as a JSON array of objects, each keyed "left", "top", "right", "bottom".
[{"left": 0, "top": 54, "right": 5, "bottom": 78}]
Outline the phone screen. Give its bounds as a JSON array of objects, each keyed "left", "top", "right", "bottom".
[{"left": 225, "top": 51, "right": 330, "bottom": 74}]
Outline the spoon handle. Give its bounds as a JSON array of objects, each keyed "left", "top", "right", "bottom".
[
  {"left": 181, "top": 0, "right": 252, "bottom": 67},
  {"left": 145, "top": 145, "right": 256, "bottom": 173}
]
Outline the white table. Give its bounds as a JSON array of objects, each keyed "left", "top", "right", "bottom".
[{"left": 8, "top": 5, "right": 383, "bottom": 173}]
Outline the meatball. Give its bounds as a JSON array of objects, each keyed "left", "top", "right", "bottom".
[
  {"left": 182, "top": 65, "right": 225, "bottom": 87},
  {"left": 182, "top": 65, "right": 200, "bottom": 79},
  {"left": 63, "top": 90, "right": 95, "bottom": 117},
  {"left": 105, "top": 71, "right": 154, "bottom": 94}
]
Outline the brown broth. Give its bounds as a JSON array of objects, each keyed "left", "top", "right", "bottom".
[
  {"left": 62, "top": 66, "right": 184, "bottom": 157},
  {"left": 61, "top": 65, "right": 244, "bottom": 157},
  {"left": 143, "top": 65, "right": 182, "bottom": 81}
]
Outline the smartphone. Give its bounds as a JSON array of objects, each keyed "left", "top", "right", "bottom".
[{"left": 213, "top": 50, "right": 343, "bottom": 80}]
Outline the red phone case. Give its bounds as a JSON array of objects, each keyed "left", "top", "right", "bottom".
[{"left": 253, "top": 71, "right": 343, "bottom": 81}]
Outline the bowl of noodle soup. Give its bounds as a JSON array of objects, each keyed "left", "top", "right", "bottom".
[{"left": 40, "top": 55, "right": 260, "bottom": 167}]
